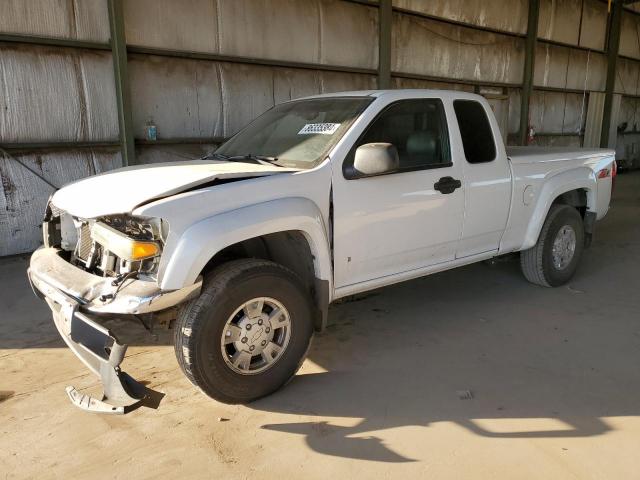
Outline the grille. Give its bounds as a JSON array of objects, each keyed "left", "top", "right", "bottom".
[{"left": 76, "top": 223, "right": 93, "bottom": 260}]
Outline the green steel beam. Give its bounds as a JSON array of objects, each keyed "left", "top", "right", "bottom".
[
  {"left": 378, "top": 0, "right": 392, "bottom": 89},
  {"left": 392, "top": 71, "right": 520, "bottom": 89},
  {"left": 128, "top": 46, "right": 377, "bottom": 76},
  {"left": 341, "top": 0, "right": 378, "bottom": 7},
  {"left": 601, "top": 0, "right": 623, "bottom": 148},
  {"left": 0, "top": 33, "right": 110, "bottom": 50},
  {"left": 135, "top": 137, "right": 226, "bottom": 145},
  {"left": 0, "top": 141, "right": 120, "bottom": 152},
  {"left": 108, "top": 0, "right": 135, "bottom": 166},
  {"left": 519, "top": 0, "right": 540, "bottom": 145},
  {"left": 392, "top": 6, "right": 527, "bottom": 39}
]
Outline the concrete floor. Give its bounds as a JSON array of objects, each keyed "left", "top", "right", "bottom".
[{"left": 1, "top": 172, "right": 639, "bottom": 479}]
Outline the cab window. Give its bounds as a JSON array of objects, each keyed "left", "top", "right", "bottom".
[
  {"left": 453, "top": 100, "right": 496, "bottom": 163},
  {"left": 346, "top": 99, "right": 451, "bottom": 175}
]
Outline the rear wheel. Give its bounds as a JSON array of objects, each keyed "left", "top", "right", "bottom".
[
  {"left": 174, "top": 259, "right": 314, "bottom": 403},
  {"left": 520, "top": 204, "right": 585, "bottom": 287}
]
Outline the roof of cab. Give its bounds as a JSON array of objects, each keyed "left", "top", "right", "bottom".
[{"left": 297, "top": 89, "right": 486, "bottom": 102}]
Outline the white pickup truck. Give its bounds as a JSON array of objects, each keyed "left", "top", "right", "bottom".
[{"left": 28, "top": 90, "right": 616, "bottom": 413}]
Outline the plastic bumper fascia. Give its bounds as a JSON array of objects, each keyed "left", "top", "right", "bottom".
[
  {"left": 27, "top": 247, "right": 202, "bottom": 413},
  {"left": 28, "top": 247, "right": 201, "bottom": 315}
]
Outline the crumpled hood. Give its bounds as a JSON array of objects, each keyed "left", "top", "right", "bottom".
[{"left": 51, "top": 160, "right": 295, "bottom": 218}]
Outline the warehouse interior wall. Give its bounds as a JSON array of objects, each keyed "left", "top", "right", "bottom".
[{"left": 1, "top": 0, "right": 639, "bottom": 256}]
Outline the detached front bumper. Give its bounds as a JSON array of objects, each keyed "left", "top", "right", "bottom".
[{"left": 27, "top": 247, "right": 202, "bottom": 414}]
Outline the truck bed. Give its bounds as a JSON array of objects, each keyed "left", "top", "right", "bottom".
[
  {"left": 506, "top": 146, "right": 615, "bottom": 165},
  {"left": 499, "top": 145, "right": 616, "bottom": 255}
]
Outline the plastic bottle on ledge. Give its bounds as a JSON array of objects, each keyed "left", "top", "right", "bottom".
[{"left": 145, "top": 118, "right": 157, "bottom": 142}]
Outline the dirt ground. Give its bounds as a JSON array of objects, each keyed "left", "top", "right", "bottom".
[{"left": 1, "top": 172, "right": 639, "bottom": 480}]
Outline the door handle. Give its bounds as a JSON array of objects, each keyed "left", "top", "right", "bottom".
[{"left": 434, "top": 176, "right": 462, "bottom": 194}]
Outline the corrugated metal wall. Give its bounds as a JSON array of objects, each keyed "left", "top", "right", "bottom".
[{"left": 1, "top": 0, "right": 640, "bottom": 256}]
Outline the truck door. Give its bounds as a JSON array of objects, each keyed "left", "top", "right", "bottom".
[
  {"left": 332, "top": 98, "right": 465, "bottom": 288},
  {"left": 451, "top": 99, "right": 511, "bottom": 258}
]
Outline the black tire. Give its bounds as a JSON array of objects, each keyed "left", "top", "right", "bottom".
[
  {"left": 174, "top": 259, "right": 314, "bottom": 403},
  {"left": 520, "top": 204, "right": 585, "bottom": 287}
]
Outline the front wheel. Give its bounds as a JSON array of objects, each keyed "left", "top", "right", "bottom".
[
  {"left": 174, "top": 259, "right": 314, "bottom": 403},
  {"left": 520, "top": 204, "right": 585, "bottom": 287}
]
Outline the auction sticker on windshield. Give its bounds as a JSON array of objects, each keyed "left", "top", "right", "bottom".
[{"left": 298, "top": 123, "right": 341, "bottom": 135}]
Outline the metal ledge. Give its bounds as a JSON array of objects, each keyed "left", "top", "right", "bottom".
[
  {"left": 127, "top": 45, "right": 378, "bottom": 76},
  {"left": 0, "top": 33, "right": 110, "bottom": 50}
]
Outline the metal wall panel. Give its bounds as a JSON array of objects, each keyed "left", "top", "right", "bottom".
[
  {"left": 0, "top": 44, "right": 118, "bottom": 143},
  {"left": 273, "top": 68, "right": 323, "bottom": 104},
  {"left": 579, "top": 0, "right": 607, "bottom": 51},
  {"left": 534, "top": 44, "right": 569, "bottom": 89},
  {"left": 392, "top": 14, "right": 525, "bottom": 84},
  {"left": 123, "top": 0, "right": 219, "bottom": 53},
  {"left": 123, "top": 0, "right": 378, "bottom": 68},
  {"left": 217, "top": 0, "right": 378, "bottom": 69},
  {"left": 534, "top": 43, "right": 606, "bottom": 91},
  {"left": 219, "top": 62, "right": 276, "bottom": 137},
  {"left": 538, "top": 0, "right": 582, "bottom": 46},
  {"left": 0, "top": 149, "right": 121, "bottom": 256},
  {"left": 619, "top": 10, "right": 640, "bottom": 60},
  {"left": 615, "top": 57, "right": 640, "bottom": 95},
  {"left": 507, "top": 88, "right": 522, "bottom": 136},
  {"left": 319, "top": 70, "right": 377, "bottom": 93},
  {"left": 391, "top": 77, "right": 475, "bottom": 91},
  {"left": 530, "top": 135, "right": 581, "bottom": 147},
  {"left": 217, "top": 0, "right": 318, "bottom": 63},
  {"left": 562, "top": 92, "right": 586, "bottom": 133},
  {"left": 566, "top": 49, "right": 606, "bottom": 91},
  {"left": 584, "top": 91, "right": 604, "bottom": 147},
  {"left": 618, "top": 96, "right": 639, "bottom": 132},
  {"left": 530, "top": 91, "right": 585, "bottom": 134},
  {"left": 530, "top": 91, "right": 565, "bottom": 133},
  {"left": 128, "top": 54, "right": 225, "bottom": 140},
  {"left": 392, "top": 0, "right": 528, "bottom": 34},
  {"left": 318, "top": 0, "right": 378, "bottom": 69},
  {"left": 0, "top": 0, "right": 110, "bottom": 42}
]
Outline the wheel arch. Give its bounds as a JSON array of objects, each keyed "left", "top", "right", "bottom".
[
  {"left": 159, "top": 197, "right": 332, "bottom": 330},
  {"left": 521, "top": 168, "right": 596, "bottom": 251}
]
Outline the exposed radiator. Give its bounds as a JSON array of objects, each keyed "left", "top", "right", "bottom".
[{"left": 76, "top": 223, "right": 93, "bottom": 260}]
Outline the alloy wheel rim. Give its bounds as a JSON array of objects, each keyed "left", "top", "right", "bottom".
[
  {"left": 552, "top": 225, "right": 577, "bottom": 270},
  {"left": 220, "top": 297, "right": 291, "bottom": 375}
]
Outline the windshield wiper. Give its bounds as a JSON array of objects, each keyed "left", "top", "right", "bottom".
[
  {"left": 200, "top": 152, "right": 230, "bottom": 161},
  {"left": 201, "top": 152, "right": 282, "bottom": 166},
  {"left": 224, "top": 154, "right": 280, "bottom": 166}
]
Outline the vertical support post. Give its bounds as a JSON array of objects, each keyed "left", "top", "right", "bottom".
[
  {"left": 519, "top": 0, "right": 540, "bottom": 146},
  {"left": 378, "top": 0, "right": 392, "bottom": 89},
  {"left": 108, "top": 0, "right": 135, "bottom": 166},
  {"left": 601, "top": 0, "right": 623, "bottom": 148}
]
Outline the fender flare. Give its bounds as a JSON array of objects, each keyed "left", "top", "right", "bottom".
[
  {"left": 521, "top": 167, "right": 596, "bottom": 251},
  {"left": 158, "top": 197, "right": 332, "bottom": 293}
]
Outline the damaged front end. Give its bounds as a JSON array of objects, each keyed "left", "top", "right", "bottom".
[{"left": 28, "top": 200, "right": 201, "bottom": 414}]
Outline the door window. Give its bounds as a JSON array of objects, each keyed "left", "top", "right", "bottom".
[
  {"left": 345, "top": 99, "right": 451, "bottom": 176},
  {"left": 453, "top": 100, "right": 496, "bottom": 163}
]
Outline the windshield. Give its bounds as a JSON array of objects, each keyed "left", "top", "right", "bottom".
[{"left": 215, "top": 97, "right": 373, "bottom": 168}]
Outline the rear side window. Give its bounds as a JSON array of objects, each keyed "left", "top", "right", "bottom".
[{"left": 453, "top": 100, "right": 496, "bottom": 163}]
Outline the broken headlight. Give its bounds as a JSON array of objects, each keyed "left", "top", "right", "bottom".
[
  {"left": 90, "top": 222, "right": 160, "bottom": 261},
  {"left": 88, "top": 215, "right": 167, "bottom": 277}
]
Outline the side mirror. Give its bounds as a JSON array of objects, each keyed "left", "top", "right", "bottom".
[{"left": 351, "top": 143, "right": 399, "bottom": 178}]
